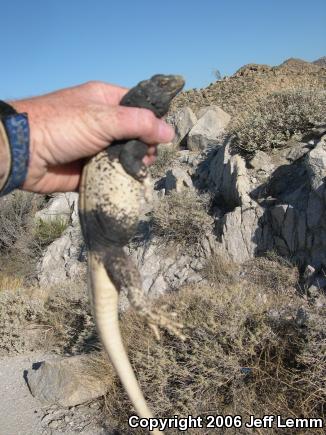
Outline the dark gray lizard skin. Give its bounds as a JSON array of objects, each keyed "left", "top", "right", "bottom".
[{"left": 79, "top": 75, "right": 184, "bottom": 430}]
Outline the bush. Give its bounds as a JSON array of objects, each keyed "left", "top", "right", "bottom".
[
  {"left": 0, "top": 191, "right": 42, "bottom": 252},
  {"left": 150, "top": 190, "right": 213, "bottom": 251},
  {"left": 0, "top": 192, "right": 45, "bottom": 281},
  {"left": 229, "top": 90, "right": 326, "bottom": 154}
]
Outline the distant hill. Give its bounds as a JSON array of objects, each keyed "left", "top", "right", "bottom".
[
  {"left": 313, "top": 56, "right": 326, "bottom": 67},
  {"left": 171, "top": 57, "right": 326, "bottom": 117}
]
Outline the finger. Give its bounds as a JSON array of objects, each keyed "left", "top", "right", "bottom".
[
  {"left": 143, "top": 155, "right": 156, "bottom": 166},
  {"left": 99, "top": 106, "right": 175, "bottom": 145},
  {"left": 147, "top": 145, "right": 157, "bottom": 156},
  {"left": 95, "top": 82, "right": 129, "bottom": 105},
  {"left": 77, "top": 81, "right": 129, "bottom": 105}
]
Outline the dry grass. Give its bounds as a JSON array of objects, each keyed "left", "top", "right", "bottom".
[
  {"left": 150, "top": 145, "right": 178, "bottom": 178},
  {"left": 34, "top": 218, "right": 68, "bottom": 248},
  {"left": 0, "top": 281, "right": 95, "bottom": 356},
  {"left": 202, "top": 252, "right": 240, "bottom": 285},
  {"left": 0, "top": 274, "right": 24, "bottom": 292},
  {"left": 243, "top": 252, "right": 299, "bottom": 295},
  {"left": 150, "top": 190, "right": 213, "bottom": 252},
  {"left": 0, "top": 192, "right": 68, "bottom": 283}
]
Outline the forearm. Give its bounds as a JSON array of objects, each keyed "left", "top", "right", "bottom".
[{"left": 0, "top": 121, "right": 11, "bottom": 191}]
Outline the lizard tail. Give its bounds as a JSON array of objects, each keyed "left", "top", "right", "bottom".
[{"left": 88, "top": 252, "right": 162, "bottom": 435}]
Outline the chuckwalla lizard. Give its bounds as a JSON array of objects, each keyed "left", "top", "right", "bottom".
[{"left": 79, "top": 75, "right": 185, "bottom": 430}]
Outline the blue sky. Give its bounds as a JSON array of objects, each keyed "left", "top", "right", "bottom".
[{"left": 0, "top": 0, "right": 325, "bottom": 100}]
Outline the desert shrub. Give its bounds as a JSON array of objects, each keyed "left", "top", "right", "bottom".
[
  {"left": 150, "top": 145, "right": 178, "bottom": 178},
  {"left": 95, "top": 283, "right": 325, "bottom": 434},
  {"left": 34, "top": 218, "right": 68, "bottom": 248},
  {"left": 150, "top": 190, "right": 213, "bottom": 250},
  {"left": 229, "top": 90, "right": 326, "bottom": 154},
  {"left": 0, "top": 191, "right": 43, "bottom": 252},
  {"left": 0, "top": 192, "right": 45, "bottom": 280}
]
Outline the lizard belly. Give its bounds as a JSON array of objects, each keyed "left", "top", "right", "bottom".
[{"left": 80, "top": 151, "right": 144, "bottom": 248}]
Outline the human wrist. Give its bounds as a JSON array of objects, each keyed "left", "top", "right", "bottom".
[
  {"left": 0, "top": 121, "right": 11, "bottom": 190},
  {"left": 0, "top": 101, "right": 30, "bottom": 196}
]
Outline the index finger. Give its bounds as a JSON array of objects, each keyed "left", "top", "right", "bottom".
[{"left": 95, "top": 82, "right": 129, "bottom": 105}]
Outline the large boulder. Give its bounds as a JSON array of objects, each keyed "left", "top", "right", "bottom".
[
  {"left": 167, "top": 107, "right": 197, "bottom": 145},
  {"left": 27, "top": 355, "right": 107, "bottom": 407},
  {"left": 187, "top": 106, "right": 231, "bottom": 151}
]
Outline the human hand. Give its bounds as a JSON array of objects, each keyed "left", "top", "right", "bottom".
[{"left": 11, "top": 81, "right": 174, "bottom": 193}]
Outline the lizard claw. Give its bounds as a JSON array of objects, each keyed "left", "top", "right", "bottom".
[{"left": 145, "top": 309, "right": 185, "bottom": 341}]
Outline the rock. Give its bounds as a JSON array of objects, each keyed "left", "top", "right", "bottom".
[
  {"left": 220, "top": 205, "right": 264, "bottom": 263},
  {"left": 306, "top": 192, "right": 324, "bottom": 229},
  {"left": 35, "top": 193, "right": 79, "bottom": 224},
  {"left": 270, "top": 204, "right": 287, "bottom": 231},
  {"left": 128, "top": 238, "right": 203, "bottom": 301},
  {"left": 187, "top": 106, "right": 231, "bottom": 151},
  {"left": 249, "top": 151, "right": 274, "bottom": 172},
  {"left": 167, "top": 107, "right": 197, "bottom": 145},
  {"left": 176, "top": 150, "right": 202, "bottom": 167},
  {"left": 165, "top": 166, "right": 193, "bottom": 193},
  {"left": 286, "top": 142, "right": 311, "bottom": 162},
  {"left": 37, "top": 225, "right": 86, "bottom": 285},
  {"left": 305, "top": 135, "right": 326, "bottom": 192},
  {"left": 27, "top": 355, "right": 108, "bottom": 407},
  {"left": 301, "top": 125, "right": 326, "bottom": 142},
  {"left": 207, "top": 137, "right": 251, "bottom": 208}
]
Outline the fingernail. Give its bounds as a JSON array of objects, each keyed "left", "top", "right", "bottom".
[{"left": 158, "top": 121, "right": 175, "bottom": 142}]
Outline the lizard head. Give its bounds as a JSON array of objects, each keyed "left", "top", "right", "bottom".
[{"left": 120, "top": 74, "right": 185, "bottom": 118}]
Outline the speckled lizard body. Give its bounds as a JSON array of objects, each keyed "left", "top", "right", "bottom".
[{"left": 78, "top": 75, "right": 184, "bottom": 431}]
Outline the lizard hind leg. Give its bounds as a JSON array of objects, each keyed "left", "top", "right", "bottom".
[{"left": 103, "top": 246, "right": 185, "bottom": 341}]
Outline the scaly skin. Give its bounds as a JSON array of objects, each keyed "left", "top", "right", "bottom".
[{"left": 79, "top": 75, "right": 184, "bottom": 432}]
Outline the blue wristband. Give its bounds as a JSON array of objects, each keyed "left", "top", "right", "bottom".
[{"left": 0, "top": 113, "right": 30, "bottom": 196}]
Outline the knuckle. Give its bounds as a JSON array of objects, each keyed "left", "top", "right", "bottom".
[{"left": 83, "top": 80, "right": 105, "bottom": 93}]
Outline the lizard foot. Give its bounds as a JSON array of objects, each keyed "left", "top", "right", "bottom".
[{"left": 142, "top": 307, "right": 185, "bottom": 341}]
